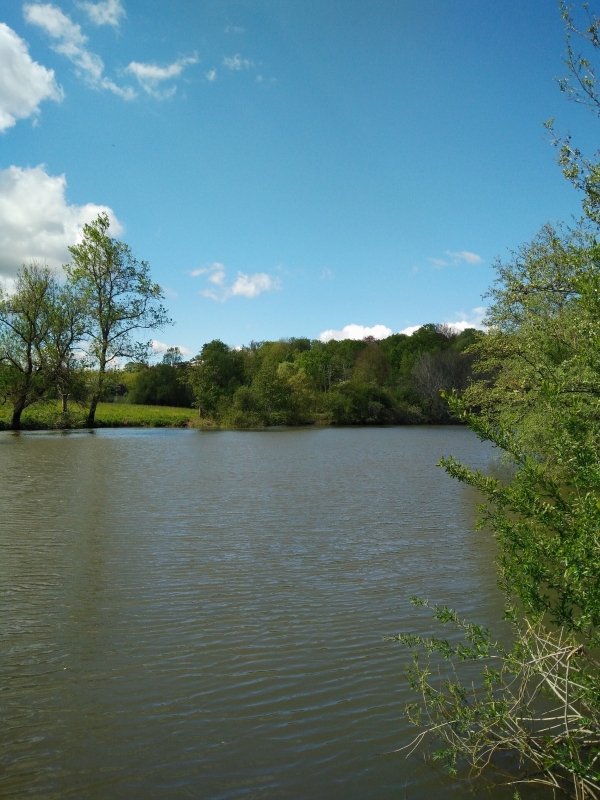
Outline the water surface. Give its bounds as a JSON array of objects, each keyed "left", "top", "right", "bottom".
[{"left": 1, "top": 427, "right": 519, "bottom": 798}]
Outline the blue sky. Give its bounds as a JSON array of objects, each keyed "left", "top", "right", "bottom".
[{"left": 0, "top": 0, "right": 596, "bottom": 355}]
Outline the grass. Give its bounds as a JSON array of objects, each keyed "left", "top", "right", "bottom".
[{"left": 0, "top": 401, "right": 199, "bottom": 430}]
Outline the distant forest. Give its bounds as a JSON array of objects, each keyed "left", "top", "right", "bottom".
[{"left": 117, "top": 323, "right": 480, "bottom": 426}]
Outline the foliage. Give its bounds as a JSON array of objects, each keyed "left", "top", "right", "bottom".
[
  {"left": 126, "top": 363, "right": 193, "bottom": 407},
  {"left": 387, "top": 600, "right": 600, "bottom": 798}
]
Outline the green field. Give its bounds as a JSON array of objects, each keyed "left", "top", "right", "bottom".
[{"left": 0, "top": 401, "right": 199, "bottom": 431}]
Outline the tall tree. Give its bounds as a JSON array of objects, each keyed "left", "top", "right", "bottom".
[
  {"left": 0, "top": 263, "right": 82, "bottom": 430},
  {"left": 65, "top": 213, "right": 171, "bottom": 426}
]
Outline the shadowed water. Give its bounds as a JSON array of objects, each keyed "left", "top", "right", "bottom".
[{"left": 0, "top": 427, "right": 528, "bottom": 798}]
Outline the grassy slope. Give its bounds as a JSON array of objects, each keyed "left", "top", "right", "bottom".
[{"left": 0, "top": 401, "right": 197, "bottom": 430}]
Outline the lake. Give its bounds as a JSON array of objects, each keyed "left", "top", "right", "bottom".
[{"left": 0, "top": 426, "right": 523, "bottom": 798}]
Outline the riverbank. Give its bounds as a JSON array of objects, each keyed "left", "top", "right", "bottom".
[{"left": 0, "top": 401, "right": 199, "bottom": 430}]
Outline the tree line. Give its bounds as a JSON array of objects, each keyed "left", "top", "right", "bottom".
[{"left": 119, "top": 324, "right": 479, "bottom": 427}]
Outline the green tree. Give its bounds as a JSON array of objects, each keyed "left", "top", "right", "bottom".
[
  {"left": 252, "top": 357, "right": 291, "bottom": 423},
  {"left": 127, "top": 362, "right": 192, "bottom": 407},
  {"left": 462, "top": 222, "right": 597, "bottom": 462},
  {"left": 65, "top": 213, "right": 171, "bottom": 427},
  {"left": 0, "top": 263, "right": 84, "bottom": 430},
  {"left": 184, "top": 339, "right": 244, "bottom": 417}
]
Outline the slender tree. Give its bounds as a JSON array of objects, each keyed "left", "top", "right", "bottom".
[{"left": 65, "top": 213, "right": 171, "bottom": 426}]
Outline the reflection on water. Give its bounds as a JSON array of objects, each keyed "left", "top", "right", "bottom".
[{"left": 0, "top": 427, "right": 520, "bottom": 798}]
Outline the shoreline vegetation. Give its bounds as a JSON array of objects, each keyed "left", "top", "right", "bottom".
[{"left": 0, "top": 396, "right": 469, "bottom": 432}]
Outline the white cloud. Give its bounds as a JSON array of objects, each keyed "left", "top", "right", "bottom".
[
  {"left": 425, "top": 250, "right": 483, "bottom": 270},
  {"left": 319, "top": 323, "right": 393, "bottom": 343},
  {"left": 192, "top": 262, "right": 280, "bottom": 301},
  {"left": 206, "top": 69, "right": 217, "bottom": 82},
  {"left": 445, "top": 250, "right": 483, "bottom": 264},
  {"left": 225, "top": 25, "right": 245, "bottom": 34},
  {"left": 319, "top": 267, "right": 334, "bottom": 280},
  {"left": 189, "top": 261, "right": 223, "bottom": 278},
  {"left": 230, "top": 272, "right": 278, "bottom": 298},
  {"left": 208, "top": 268, "right": 225, "bottom": 286},
  {"left": 444, "top": 306, "right": 487, "bottom": 332},
  {"left": 223, "top": 53, "right": 253, "bottom": 70},
  {"left": 24, "top": 2, "right": 134, "bottom": 98},
  {"left": 428, "top": 257, "right": 448, "bottom": 268},
  {"left": 399, "top": 324, "right": 423, "bottom": 336},
  {"left": 78, "top": 0, "right": 125, "bottom": 27},
  {"left": 0, "top": 22, "right": 63, "bottom": 131},
  {"left": 126, "top": 54, "right": 198, "bottom": 97},
  {"left": 151, "top": 339, "right": 192, "bottom": 356},
  {"left": 0, "top": 164, "right": 122, "bottom": 278}
]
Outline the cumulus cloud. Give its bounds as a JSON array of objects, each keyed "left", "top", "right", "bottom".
[
  {"left": 208, "top": 267, "right": 225, "bottom": 286},
  {"left": 230, "top": 272, "right": 278, "bottom": 298},
  {"left": 444, "top": 306, "right": 487, "bottom": 332},
  {"left": 78, "top": 0, "right": 125, "bottom": 27},
  {"left": 205, "top": 68, "right": 217, "bottom": 82},
  {"left": 151, "top": 339, "right": 192, "bottom": 356},
  {"left": 223, "top": 53, "right": 252, "bottom": 70},
  {"left": 0, "top": 22, "right": 63, "bottom": 131},
  {"left": 192, "top": 262, "right": 280, "bottom": 301},
  {"left": 126, "top": 54, "right": 198, "bottom": 98},
  {"left": 24, "top": 2, "right": 134, "bottom": 98},
  {"left": 0, "top": 164, "right": 122, "bottom": 278},
  {"left": 399, "top": 324, "right": 423, "bottom": 336},
  {"left": 319, "top": 323, "right": 393, "bottom": 343},
  {"left": 398, "top": 307, "right": 488, "bottom": 337}
]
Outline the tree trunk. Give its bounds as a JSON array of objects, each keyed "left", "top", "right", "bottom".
[
  {"left": 62, "top": 393, "right": 69, "bottom": 413},
  {"left": 86, "top": 394, "right": 99, "bottom": 427},
  {"left": 11, "top": 400, "right": 26, "bottom": 431}
]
